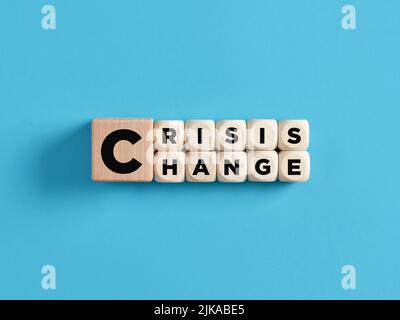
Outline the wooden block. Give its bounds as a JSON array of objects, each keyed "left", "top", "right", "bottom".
[
  {"left": 186, "top": 151, "right": 216, "bottom": 182},
  {"left": 247, "top": 151, "right": 278, "bottom": 182},
  {"left": 185, "top": 120, "right": 215, "bottom": 151},
  {"left": 278, "top": 151, "right": 310, "bottom": 182},
  {"left": 278, "top": 119, "right": 309, "bottom": 151},
  {"left": 247, "top": 119, "right": 278, "bottom": 151},
  {"left": 154, "top": 120, "right": 184, "bottom": 151},
  {"left": 92, "top": 118, "right": 153, "bottom": 182},
  {"left": 217, "top": 151, "right": 247, "bottom": 182},
  {"left": 154, "top": 151, "right": 185, "bottom": 183},
  {"left": 216, "top": 120, "right": 246, "bottom": 151}
]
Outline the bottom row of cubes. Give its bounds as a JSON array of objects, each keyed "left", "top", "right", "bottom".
[{"left": 153, "top": 151, "right": 310, "bottom": 183}]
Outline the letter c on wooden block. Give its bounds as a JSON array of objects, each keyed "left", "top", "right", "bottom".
[
  {"left": 92, "top": 118, "right": 310, "bottom": 183},
  {"left": 92, "top": 119, "right": 154, "bottom": 182}
]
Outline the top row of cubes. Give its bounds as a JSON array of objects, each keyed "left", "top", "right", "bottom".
[{"left": 154, "top": 119, "right": 309, "bottom": 151}]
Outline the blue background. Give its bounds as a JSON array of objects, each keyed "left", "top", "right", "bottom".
[{"left": 1, "top": 0, "right": 399, "bottom": 299}]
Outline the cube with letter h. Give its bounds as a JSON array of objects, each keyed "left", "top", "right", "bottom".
[{"left": 92, "top": 118, "right": 310, "bottom": 183}]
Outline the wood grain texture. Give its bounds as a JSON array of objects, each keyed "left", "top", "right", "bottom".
[{"left": 92, "top": 118, "right": 153, "bottom": 182}]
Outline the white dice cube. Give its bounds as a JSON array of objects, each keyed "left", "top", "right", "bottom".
[
  {"left": 185, "top": 120, "right": 215, "bottom": 151},
  {"left": 278, "top": 120, "right": 309, "bottom": 151},
  {"left": 216, "top": 120, "right": 246, "bottom": 151},
  {"left": 247, "top": 119, "right": 278, "bottom": 151},
  {"left": 186, "top": 151, "right": 216, "bottom": 182},
  {"left": 247, "top": 151, "right": 278, "bottom": 182},
  {"left": 154, "top": 151, "right": 185, "bottom": 183},
  {"left": 217, "top": 151, "right": 247, "bottom": 182},
  {"left": 278, "top": 151, "right": 310, "bottom": 182},
  {"left": 154, "top": 120, "right": 184, "bottom": 151}
]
